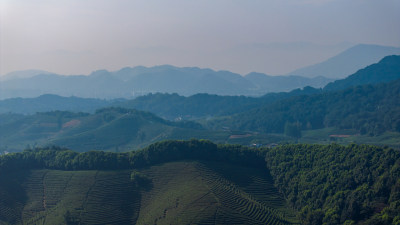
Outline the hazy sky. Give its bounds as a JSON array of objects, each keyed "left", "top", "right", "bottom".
[{"left": 1, "top": 0, "right": 399, "bottom": 76}]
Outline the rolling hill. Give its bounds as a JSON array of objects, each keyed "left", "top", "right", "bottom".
[
  {"left": 0, "top": 140, "right": 298, "bottom": 225},
  {"left": 0, "top": 162, "right": 297, "bottom": 225},
  {"left": 289, "top": 44, "right": 400, "bottom": 78},
  {"left": 0, "top": 108, "right": 228, "bottom": 153}
]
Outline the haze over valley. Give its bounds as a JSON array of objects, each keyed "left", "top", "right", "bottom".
[{"left": 1, "top": 0, "right": 400, "bottom": 224}]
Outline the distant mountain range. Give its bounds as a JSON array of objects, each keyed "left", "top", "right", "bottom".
[
  {"left": 289, "top": 44, "right": 400, "bottom": 78},
  {"left": 1, "top": 55, "right": 400, "bottom": 120},
  {"left": 0, "top": 66, "right": 331, "bottom": 99},
  {"left": 2, "top": 44, "right": 399, "bottom": 99}
]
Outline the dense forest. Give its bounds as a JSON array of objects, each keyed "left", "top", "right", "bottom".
[
  {"left": 1, "top": 140, "right": 399, "bottom": 224},
  {"left": 265, "top": 144, "right": 400, "bottom": 224},
  {"left": 209, "top": 79, "right": 400, "bottom": 136}
]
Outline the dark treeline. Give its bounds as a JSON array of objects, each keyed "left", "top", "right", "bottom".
[
  {"left": 265, "top": 144, "right": 400, "bottom": 225},
  {"left": 209, "top": 79, "right": 400, "bottom": 136},
  {"left": 0, "top": 139, "right": 265, "bottom": 172}
]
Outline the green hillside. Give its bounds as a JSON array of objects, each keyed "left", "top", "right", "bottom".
[
  {"left": 0, "top": 162, "right": 297, "bottom": 225},
  {"left": 0, "top": 140, "right": 297, "bottom": 225},
  {"left": 1, "top": 140, "right": 399, "bottom": 224}
]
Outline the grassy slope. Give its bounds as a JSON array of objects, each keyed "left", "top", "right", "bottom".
[
  {"left": 0, "top": 161, "right": 298, "bottom": 225},
  {"left": 0, "top": 170, "right": 139, "bottom": 225},
  {"left": 0, "top": 110, "right": 232, "bottom": 153}
]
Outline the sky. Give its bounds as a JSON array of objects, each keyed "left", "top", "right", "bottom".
[{"left": 0, "top": 0, "right": 399, "bottom": 76}]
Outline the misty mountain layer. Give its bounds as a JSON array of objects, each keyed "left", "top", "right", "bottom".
[{"left": 0, "top": 65, "right": 331, "bottom": 99}]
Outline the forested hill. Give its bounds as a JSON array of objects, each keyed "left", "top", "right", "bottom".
[
  {"left": 324, "top": 55, "right": 400, "bottom": 91},
  {"left": 114, "top": 86, "right": 321, "bottom": 120},
  {"left": 0, "top": 140, "right": 399, "bottom": 224},
  {"left": 208, "top": 79, "right": 400, "bottom": 136}
]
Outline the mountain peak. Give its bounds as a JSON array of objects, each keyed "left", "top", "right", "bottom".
[
  {"left": 289, "top": 44, "right": 400, "bottom": 79},
  {"left": 89, "top": 69, "right": 110, "bottom": 77}
]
